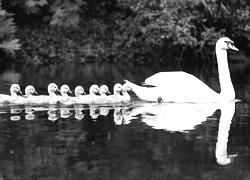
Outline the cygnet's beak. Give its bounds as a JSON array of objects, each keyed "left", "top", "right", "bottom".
[
  {"left": 34, "top": 91, "right": 38, "bottom": 95},
  {"left": 96, "top": 90, "right": 100, "bottom": 95},
  {"left": 56, "top": 88, "right": 60, "bottom": 92},
  {"left": 82, "top": 90, "right": 87, "bottom": 95},
  {"left": 18, "top": 90, "right": 23, "bottom": 95},
  {"left": 68, "top": 89, "right": 73, "bottom": 94},
  {"left": 107, "top": 90, "right": 111, "bottom": 95}
]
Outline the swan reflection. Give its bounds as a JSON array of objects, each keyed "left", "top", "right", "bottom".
[
  {"left": 74, "top": 105, "right": 85, "bottom": 120},
  {"left": 99, "top": 106, "right": 110, "bottom": 116},
  {"left": 25, "top": 106, "right": 36, "bottom": 120},
  {"left": 60, "top": 107, "right": 71, "bottom": 118},
  {"left": 10, "top": 107, "right": 22, "bottom": 121},
  {"left": 124, "top": 101, "right": 236, "bottom": 165},
  {"left": 47, "top": 106, "right": 59, "bottom": 121}
]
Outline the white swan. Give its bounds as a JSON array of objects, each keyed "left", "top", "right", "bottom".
[
  {"left": 60, "top": 85, "right": 72, "bottom": 98},
  {"left": 80, "top": 84, "right": 100, "bottom": 104},
  {"left": 74, "top": 86, "right": 86, "bottom": 99},
  {"left": 21, "top": 85, "right": 38, "bottom": 105},
  {"left": 99, "top": 85, "right": 111, "bottom": 97},
  {"left": 121, "top": 83, "right": 131, "bottom": 103},
  {"left": 124, "top": 37, "right": 239, "bottom": 103},
  {"left": 106, "top": 83, "right": 123, "bottom": 103},
  {"left": 0, "top": 84, "right": 23, "bottom": 104},
  {"left": 89, "top": 85, "right": 111, "bottom": 104},
  {"left": 35, "top": 83, "right": 61, "bottom": 105},
  {"left": 24, "top": 85, "right": 38, "bottom": 98},
  {"left": 70, "top": 86, "right": 86, "bottom": 104},
  {"left": 58, "top": 84, "right": 73, "bottom": 104}
]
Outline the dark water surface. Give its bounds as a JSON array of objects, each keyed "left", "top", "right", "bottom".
[{"left": 0, "top": 60, "right": 250, "bottom": 180}]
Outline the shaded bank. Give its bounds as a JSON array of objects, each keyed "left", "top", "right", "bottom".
[{"left": 1, "top": 0, "right": 250, "bottom": 65}]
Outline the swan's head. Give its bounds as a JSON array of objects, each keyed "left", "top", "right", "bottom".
[
  {"left": 10, "top": 84, "right": 22, "bottom": 96},
  {"left": 216, "top": 37, "right": 238, "bottom": 51},
  {"left": 113, "top": 83, "right": 123, "bottom": 93},
  {"left": 60, "top": 84, "right": 72, "bottom": 97},
  {"left": 48, "top": 83, "right": 60, "bottom": 95},
  {"left": 100, "top": 85, "right": 111, "bottom": 95},
  {"left": 122, "top": 83, "right": 131, "bottom": 92},
  {"left": 89, "top": 85, "right": 100, "bottom": 95},
  {"left": 25, "top": 85, "right": 38, "bottom": 97},
  {"left": 74, "top": 86, "right": 86, "bottom": 96}
]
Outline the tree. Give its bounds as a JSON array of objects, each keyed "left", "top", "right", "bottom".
[{"left": 0, "top": 2, "right": 21, "bottom": 59}]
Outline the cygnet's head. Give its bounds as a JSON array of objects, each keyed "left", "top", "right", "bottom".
[
  {"left": 10, "top": 84, "right": 22, "bottom": 96},
  {"left": 74, "top": 86, "right": 86, "bottom": 97},
  {"left": 113, "top": 83, "right": 123, "bottom": 93},
  {"left": 25, "top": 85, "right": 38, "bottom": 97},
  {"left": 47, "top": 83, "right": 60, "bottom": 95},
  {"left": 60, "top": 84, "right": 72, "bottom": 97},
  {"left": 122, "top": 83, "right": 131, "bottom": 92},
  {"left": 216, "top": 37, "right": 239, "bottom": 51},
  {"left": 89, "top": 85, "right": 100, "bottom": 95},
  {"left": 100, "top": 85, "right": 111, "bottom": 95}
]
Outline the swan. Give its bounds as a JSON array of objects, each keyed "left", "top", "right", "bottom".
[
  {"left": 89, "top": 85, "right": 112, "bottom": 104},
  {"left": 75, "top": 86, "right": 86, "bottom": 98},
  {"left": 0, "top": 84, "right": 23, "bottom": 104},
  {"left": 58, "top": 84, "right": 73, "bottom": 104},
  {"left": 60, "top": 85, "right": 72, "bottom": 98},
  {"left": 35, "top": 83, "right": 61, "bottom": 105},
  {"left": 99, "top": 85, "right": 111, "bottom": 97},
  {"left": 106, "top": 83, "right": 123, "bottom": 103},
  {"left": 70, "top": 86, "right": 86, "bottom": 104},
  {"left": 24, "top": 85, "right": 38, "bottom": 98},
  {"left": 121, "top": 83, "right": 131, "bottom": 103},
  {"left": 124, "top": 37, "right": 239, "bottom": 103},
  {"left": 21, "top": 85, "right": 38, "bottom": 105},
  {"left": 80, "top": 84, "right": 100, "bottom": 104}
]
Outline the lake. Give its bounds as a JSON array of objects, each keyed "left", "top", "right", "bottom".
[{"left": 0, "top": 58, "right": 250, "bottom": 180}]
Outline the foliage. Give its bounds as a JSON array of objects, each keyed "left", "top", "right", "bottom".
[
  {"left": 0, "top": 4, "right": 21, "bottom": 58},
  {"left": 2, "top": 0, "right": 250, "bottom": 64}
]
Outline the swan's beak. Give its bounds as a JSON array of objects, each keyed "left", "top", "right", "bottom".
[
  {"left": 107, "top": 90, "right": 111, "bottom": 95},
  {"left": 82, "top": 90, "right": 87, "bottom": 95},
  {"left": 69, "top": 89, "right": 73, "bottom": 94},
  {"left": 34, "top": 91, "right": 38, "bottom": 95},
  {"left": 229, "top": 44, "right": 239, "bottom": 51}
]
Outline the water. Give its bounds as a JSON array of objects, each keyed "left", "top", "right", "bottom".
[{"left": 0, "top": 60, "right": 250, "bottom": 180}]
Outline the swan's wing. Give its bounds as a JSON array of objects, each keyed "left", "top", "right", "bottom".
[{"left": 143, "top": 71, "right": 187, "bottom": 87}]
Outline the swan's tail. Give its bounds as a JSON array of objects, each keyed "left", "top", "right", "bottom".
[{"left": 123, "top": 79, "right": 160, "bottom": 102}]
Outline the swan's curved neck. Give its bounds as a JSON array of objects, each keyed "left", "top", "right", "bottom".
[{"left": 216, "top": 48, "right": 235, "bottom": 100}]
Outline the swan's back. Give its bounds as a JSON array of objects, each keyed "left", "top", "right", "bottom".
[
  {"left": 144, "top": 72, "right": 197, "bottom": 86},
  {"left": 143, "top": 71, "right": 220, "bottom": 102}
]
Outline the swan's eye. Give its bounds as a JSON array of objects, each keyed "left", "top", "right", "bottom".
[{"left": 224, "top": 40, "right": 234, "bottom": 48}]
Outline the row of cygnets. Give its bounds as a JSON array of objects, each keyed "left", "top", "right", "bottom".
[{"left": 0, "top": 83, "right": 132, "bottom": 105}]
